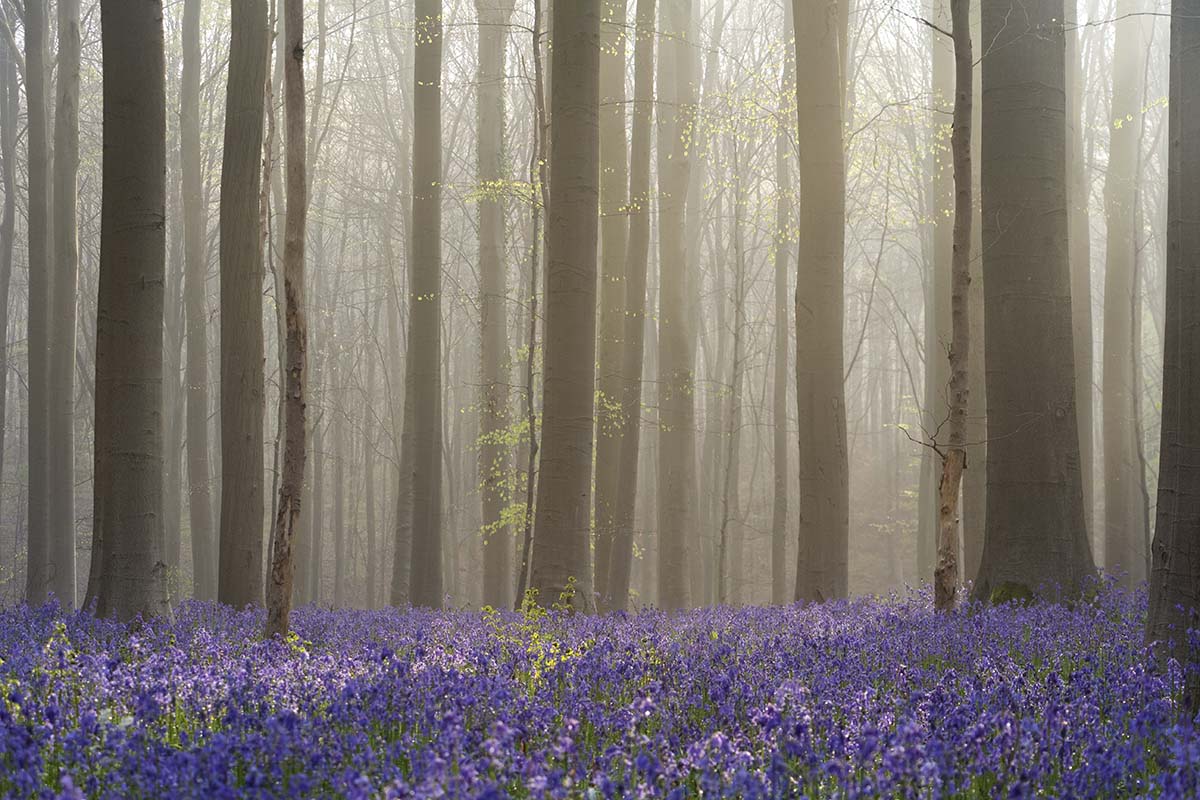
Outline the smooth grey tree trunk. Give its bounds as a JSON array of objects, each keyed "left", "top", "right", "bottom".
[
  {"left": 973, "top": 0, "right": 1095, "bottom": 601},
  {"left": 0, "top": 33, "right": 15, "bottom": 590},
  {"left": 181, "top": 0, "right": 216, "bottom": 600},
  {"left": 91, "top": 0, "right": 170, "bottom": 621},
  {"left": 530, "top": 0, "right": 602, "bottom": 612},
  {"left": 217, "top": 0, "right": 269, "bottom": 608},
  {"left": 1146, "top": 0, "right": 1200, "bottom": 699}
]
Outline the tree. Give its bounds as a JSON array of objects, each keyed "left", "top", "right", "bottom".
[
  {"left": 655, "top": 0, "right": 695, "bottom": 611},
  {"left": 606, "top": 0, "right": 655, "bottom": 610},
  {"left": 218, "top": 0, "right": 270, "bottom": 608},
  {"left": 530, "top": 0, "right": 602, "bottom": 612},
  {"left": 1102, "top": 0, "right": 1148, "bottom": 585},
  {"left": 90, "top": 0, "right": 170, "bottom": 621},
  {"left": 933, "top": 0, "right": 972, "bottom": 612},
  {"left": 265, "top": 0, "right": 308, "bottom": 639},
  {"left": 1146, "top": 0, "right": 1200, "bottom": 695},
  {"left": 24, "top": 0, "right": 51, "bottom": 605},
  {"left": 181, "top": 0, "right": 217, "bottom": 600},
  {"left": 972, "top": 0, "right": 1095, "bottom": 600},
  {"left": 406, "top": 0, "right": 445, "bottom": 608},
  {"left": 592, "top": 0, "right": 629, "bottom": 610},
  {"left": 476, "top": 0, "right": 517, "bottom": 610},
  {"left": 48, "top": 0, "right": 81, "bottom": 607},
  {"left": 792, "top": 0, "right": 849, "bottom": 602},
  {"left": 0, "top": 24, "right": 15, "bottom": 592}
]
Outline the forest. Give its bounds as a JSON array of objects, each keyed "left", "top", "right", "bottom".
[{"left": 1, "top": 0, "right": 1200, "bottom": 796}]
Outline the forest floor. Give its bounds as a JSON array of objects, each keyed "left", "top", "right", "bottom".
[{"left": 0, "top": 585, "right": 1197, "bottom": 798}]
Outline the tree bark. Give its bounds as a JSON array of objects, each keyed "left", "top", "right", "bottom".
[
  {"left": 0, "top": 29, "right": 15, "bottom": 596},
  {"left": 182, "top": 0, "right": 217, "bottom": 601},
  {"left": 934, "top": 0, "right": 972, "bottom": 612},
  {"left": 792, "top": 0, "right": 849, "bottom": 602},
  {"left": 91, "top": 0, "right": 170, "bottom": 621},
  {"left": 218, "top": 0, "right": 270, "bottom": 608},
  {"left": 530, "top": 0, "right": 602, "bottom": 612},
  {"left": 654, "top": 0, "right": 696, "bottom": 612},
  {"left": 1101, "top": 0, "right": 1147, "bottom": 585},
  {"left": 476, "top": 0, "right": 516, "bottom": 610},
  {"left": 1146, "top": 0, "right": 1200, "bottom": 701},
  {"left": 771, "top": 6, "right": 793, "bottom": 605},
  {"left": 24, "top": 0, "right": 51, "bottom": 605},
  {"left": 406, "top": 0, "right": 444, "bottom": 608},
  {"left": 592, "top": 0, "right": 629, "bottom": 610},
  {"left": 973, "top": 0, "right": 1095, "bottom": 601},
  {"left": 265, "top": 0, "right": 307, "bottom": 638},
  {"left": 607, "top": 0, "right": 655, "bottom": 610}
]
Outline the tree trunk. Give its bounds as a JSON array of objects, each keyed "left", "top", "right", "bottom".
[
  {"left": 607, "top": 0, "right": 655, "bottom": 610},
  {"left": 792, "top": 0, "right": 849, "bottom": 602},
  {"left": 0, "top": 30, "right": 15, "bottom": 594},
  {"left": 218, "top": 0, "right": 270, "bottom": 608},
  {"left": 332, "top": 363, "right": 346, "bottom": 607},
  {"left": 1146, "top": 0, "right": 1200, "bottom": 691},
  {"left": 973, "top": 0, "right": 1095, "bottom": 601},
  {"left": 1101, "top": 0, "right": 1147, "bottom": 585},
  {"left": 718, "top": 143, "right": 746, "bottom": 606},
  {"left": 91, "top": 0, "right": 170, "bottom": 621},
  {"left": 476, "top": 0, "right": 516, "bottom": 610},
  {"left": 181, "top": 0, "right": 217, "bottom": 601},
  {"left": 24, "top": 0, "right": 51, "bottom": 605},
  {"left": 406, "top": 0, "right": 444, "bottom": 608},
  {"left": 934, "top": 0, "right": 972, "bottom": 612},
  {"left": 654, "top": 0, "right": 696, "bottom": 612},
  {"left": 529, "top": 0, "right": 602, "bottom": 612},
  {"left": 592, "top": 0, "right": 629, "bottom": 610},
  {"left": 265, "top": 0, "right": 307, "bottom": 638},
  {"left": 771, "top": 7, "right": 793, "bottom": 605}
]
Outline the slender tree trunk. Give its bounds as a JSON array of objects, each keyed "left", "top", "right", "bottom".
[
  {"left": 265, "top": 0, "right": 307, "bottom": 637},
  {"left": 218, "top": 0, "right": 270, "bottom": 608},
  {"left": 934, "top": 0, "right": 972, "bottom": 612},
  {"left": 919, "top": 0, "right": 953, "bottom": 585},
  {"left": 1146, "top": 0, "right": 1200, "bottom": 704},
  {"left": 718, "top": 145, "right": 746, "bottom": 606},
  {"left": 607, "top": 0, "right": 655, "bottom": 610},
  {"left": 529, "top": 0, "right": 601, "bottom": 612},
  {"left": 655, "top": 0, "right": 696, "bottom": 612},
  {"left": 0, "top": 32, "right": 15, "bottom": 585},
  {"left": 24, "top": 0, "right": 52, "bottom": 605},
  {"left": 406, "top": 0, "right": 444, "bottom": 608},
  {"left": 332, "top": 364, "right": 346, "bottom": 607},
  {"left": 364, "top": 323, "right": 377, "bottom": 609},
  {"left": 476, "top": 0, "right": 517, "bottom": 610},
  {"left": 973, "top": 0, "right": 1095, "bottom": 601},
  {"left": 1067, "top": 0, "right": 1095, "bottom": 545},
  {"left": 181, "top": 0, "right": 217, "bottom": 601},
  {"left": 593, "top": 0, "right": 629, "bottom": 610},
  {"left": 792, "top": 0, "right": 849, "bottom": 602},
  {"left": 47, "top": 0, "right": 81, "bottom": 606},
  {"left": 91, "top": 0, "right": 170, "bottom": 621},
  {"left": 1102, "top": 0, "right": 1147, "bottom": 585},
  {"left": 771, "top": 7, "right": 793, "bottom": 605}
]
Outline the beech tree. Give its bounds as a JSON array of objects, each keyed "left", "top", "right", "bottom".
[{"left": 91, "top": 0, "right": 170, "bottom": 621}]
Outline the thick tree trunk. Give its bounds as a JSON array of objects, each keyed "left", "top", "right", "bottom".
[
  {"left": 1146, "top": 0, "right": 1200, "bottom": 699},
  {"left": 265, "top": 0, "right": 307, "bottom": 638},
  {"left": 934, "top": 0, "right": 972, "bottom": 612},
  {"left": 91, "top": 0, "right": 170, "bottom": 621},
  {"left": 218, "top": 0, "right": 270, "bottom": 608},
  {"left": 181, "top": 0, "right": 217, "bottom": 601},
  {"left": 476, "top": 0, "right": 516, "bottom": 610},
  {"left": 654, "top": 0, "right": 695, "bottom": 612},
  {"left": 973, "top": 0, "right": 1095, "bottom": 601},
  {"left": 792, "top": 0, "right": 849, "bottom": 602},
  {"left": 405, "top": 0, "right": 444, "bottom": 608},
  {"left": 1102, "top": 0, "right": 1147, "bottom": 585},
  {"left": 607, "top": 0, "right": 655, "bottom": 611},
  {"left": 24, "top": 0, "right": 51, "bottom": 605},
  {"left": 592, "top": 0, "right": 629, "bottom": 610},
  {"left": 47, "top": 0, "right": 81, "bottom": 607},
  {"left": 530, "top": 0, "right": 601, "bottom": 612}
]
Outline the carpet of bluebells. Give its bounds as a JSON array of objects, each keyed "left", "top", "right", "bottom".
[{"left": 1, "top": 585, "right": 1198, "bottom": 799}]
